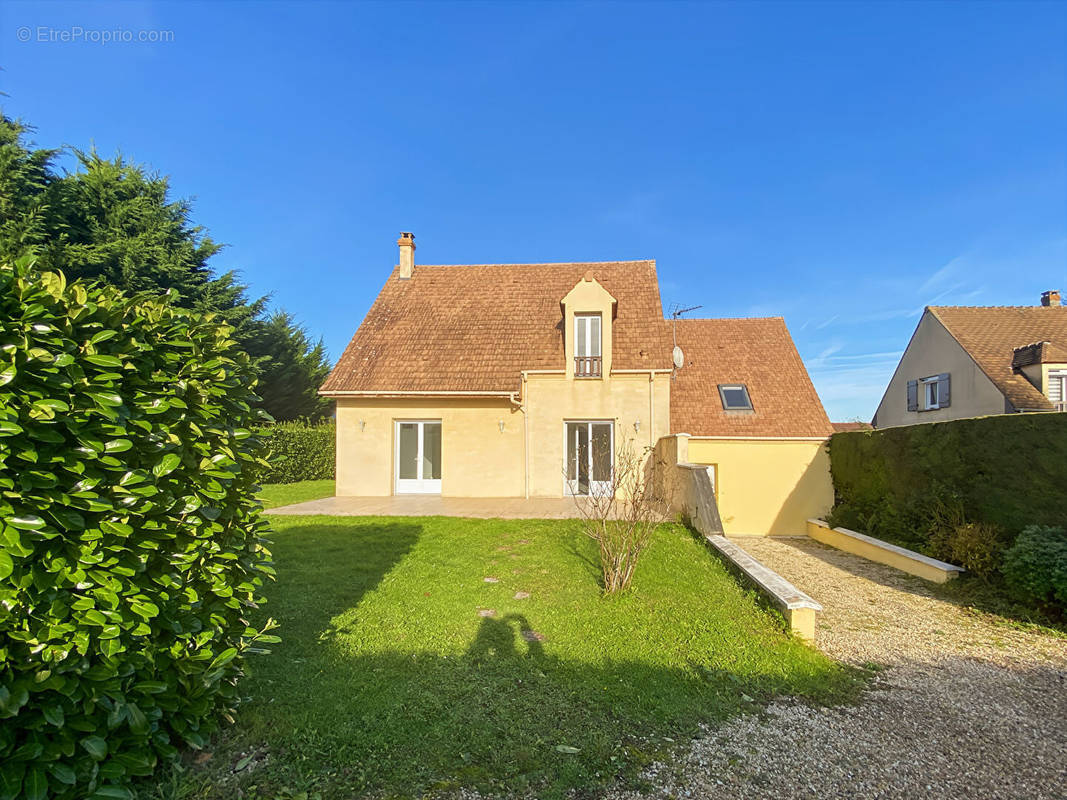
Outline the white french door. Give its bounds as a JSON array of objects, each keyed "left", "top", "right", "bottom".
[
  {"left": 395, "top": 421, "right": 442, "bottom": 494},
  {"left": 564, "top": 421, "right": 613, "bottom": 496}
]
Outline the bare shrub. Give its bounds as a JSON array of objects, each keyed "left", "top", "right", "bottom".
[
  {"left": 571, "top": 437, "right": 671, "bottom": 593},
  {"left": 928, "top": 499, "right": 1006, "bottom": 579}
]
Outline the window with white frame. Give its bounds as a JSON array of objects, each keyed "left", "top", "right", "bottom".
[
  {"left": 907, "top": 373, "right": 950, "bottom": 412},
  {"left": 922, "top": 376, "right": 940, "bottom": 410},
  {"left": 1049, "top": 370, "right": 1067, "bottom": 410},
  {"left": 574, "top": 314, "right": 602, "bottom": 377}
]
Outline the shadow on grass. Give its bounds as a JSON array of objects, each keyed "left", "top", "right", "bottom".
[
  {"left": 144, "top": 519, "right": 861, "bottom": 800},
  {"left": 212, "top": 623, "right": 854, "bottom": 800}
]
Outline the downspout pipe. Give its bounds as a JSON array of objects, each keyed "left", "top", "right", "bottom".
[{"left": 509, "top": 379, "right": 529, "bottom": 499}]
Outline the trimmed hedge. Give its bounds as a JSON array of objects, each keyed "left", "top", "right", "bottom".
[
  {"left": 827, "top": 413, "right": 1067, "bottom": 553},
  {"left": 0, "top": 259, "right": 276, "bottom": 800},
  {"left": 255, "top": 420, "right": 334, "bottom": 484}
]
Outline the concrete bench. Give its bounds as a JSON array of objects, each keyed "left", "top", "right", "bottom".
[
  {"left": 807, "top": 519, "right": 964, "bottom": 583},
  {"left": 703, "top": 534, "right": 823, "bottom": 641}
]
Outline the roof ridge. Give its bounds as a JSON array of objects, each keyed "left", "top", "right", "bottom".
[
  {"left": 673, "top": 315, "right": 786, "bottom": 322},
  {"left": 930, "top": 304, "right": 1066, "bottom": 310},
  {"left": 409, "top": 259, "right": 656, "bottom": 268}
]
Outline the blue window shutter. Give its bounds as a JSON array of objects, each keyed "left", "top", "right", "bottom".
[
  {"left": 907, "top": 379, "right": 919, "bottom": 412},
  {"left": 938, "top": 373, "right": 951, "bottom": 407}
]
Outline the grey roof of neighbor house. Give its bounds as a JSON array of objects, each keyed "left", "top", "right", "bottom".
[{"left": 928, "top": 305, "right": 1067, "bottom": 410}]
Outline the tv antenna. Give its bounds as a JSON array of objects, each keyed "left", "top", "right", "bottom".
[{"left": 669, "top": 303, "right": 702, "bottom": 371}]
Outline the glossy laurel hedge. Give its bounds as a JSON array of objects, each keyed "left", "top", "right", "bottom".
[
  {"left": 255, "top": 420, "right": 334, "bottom": 484},
  {"left": 0, "top": 259, "right": 276, "bottom": 800},
  {"left": 827, "top": 413, "right": 1067, "bottom": 551}
]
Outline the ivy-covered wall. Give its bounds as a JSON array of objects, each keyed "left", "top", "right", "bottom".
[{"left": 827, "top": 414, "right": 1067, "bottom": 551}]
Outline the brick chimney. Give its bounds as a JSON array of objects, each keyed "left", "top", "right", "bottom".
[
  {"left": 1041, "top": 289, "right": 1061, "bottom": 307},
  {"left": 397, "top": 232, "right": 415, "bottom": 279}
]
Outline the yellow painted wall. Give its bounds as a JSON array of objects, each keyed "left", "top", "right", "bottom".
[
  {"left": 686, "top": 438, "right": 833, "bottom": 536},
  {"left": 333, "top": 370, "right": 671, "bottom": 498},
  {"left": 525, "top": 372, "right": 671, "bottom": 497},
  {"left": 335, "top": 397, "right": 525, "bottom": 497}
]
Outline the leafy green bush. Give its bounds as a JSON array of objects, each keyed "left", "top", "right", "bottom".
[
  {"left": 0, "top": 258, "right": 276, "bottom": 800},
  {"left": 1002, "top": 526, "right": 1067, "bottom": 614},
  {"left": 828, "top": 415, "right": 1067, "bottom": 551},
  {"left": 255, "top": 420, "right": 334, "bottom": 484}
]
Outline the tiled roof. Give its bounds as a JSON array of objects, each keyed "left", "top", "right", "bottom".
[
  {"left": 669, "top": 317, "right": 834, "bottom": 438},
  {"left": 929, "top": 305, "right": 1067, "bottom": 411},
  {"left": 320, "top": 261, "right": 671, "bottom": 394},
  {"left": 832, "top": 421, "right": 873, "bottom": 433},
  {"left": 1011, "top": 340, "right": 1067, "bottom": 369}
]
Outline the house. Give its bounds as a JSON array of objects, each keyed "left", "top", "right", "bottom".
[
  {"left": 872, "top": 291, "right": 1067, "bottom": 428},
  {"left": 319, "top": 233, "right": 835, "bottom": 535}
]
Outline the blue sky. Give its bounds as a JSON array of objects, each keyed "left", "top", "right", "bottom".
[{"left": 2, "top": 1, "right": 1065, "bottom": 420}]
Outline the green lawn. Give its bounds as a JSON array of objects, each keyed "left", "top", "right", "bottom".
[
  {"left": 148, "top": 515, "right": 860, "bottom": 799},
  {"left": 257, "top": 479, "right": 334, "bottom": 509}
]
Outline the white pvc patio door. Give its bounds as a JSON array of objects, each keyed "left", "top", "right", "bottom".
[
  {"left": 564, "top": 421, "right": 613, "bottom": 496},
  {"left": 395, "top": 421, "right": 442, "bottom": 494}
]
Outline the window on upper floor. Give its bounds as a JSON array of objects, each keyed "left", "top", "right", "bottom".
[
  {"left": 1049, "top": 370, "right": 1067, "bottom": 411},
  {"left": 908, "top": 373, "right": 950, "bottom": 412},
  {"left": 718, "top": 383, "right": 753, "bottom": 411},
  {"left": 574, "top": 313, "right": 602, "bottom": 378}
]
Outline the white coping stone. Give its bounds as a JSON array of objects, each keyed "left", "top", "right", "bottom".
[
  {"left": 705, "top": 534, "right": 823, "bottom": 612},
  {"left": 807, "top": 519, "right": 964, "bottom": 574}
]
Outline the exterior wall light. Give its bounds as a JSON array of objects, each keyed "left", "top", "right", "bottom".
[
  {"left": 359, "top": 419, "right": 366, "bottom": 432},
  {"left": 498, "top": 420, "right": 505, "bottom": 433},
  {"left": 633, "top": 420, "right": 641, "bottom": 432}
]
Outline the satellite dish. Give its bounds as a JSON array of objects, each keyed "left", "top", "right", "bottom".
[{"left": 672, "top": 345, "right": 684, "bottom": 369}]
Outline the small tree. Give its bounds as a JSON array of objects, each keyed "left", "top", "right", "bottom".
[{"left": 573, "top": 436, "right": 670, "bottom": 594}]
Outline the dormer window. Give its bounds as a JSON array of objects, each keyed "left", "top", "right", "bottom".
[
  {"left": 574, "top": 313, "right": 602, "bottom": 378},
  {"left": 718, "top": 383, "right": 753, "bottom": 411}
]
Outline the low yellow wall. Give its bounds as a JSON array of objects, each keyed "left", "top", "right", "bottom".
[
  {"left": 806, "top": 519, "right": 962, "bottom": 583},
  {"left": 335, "top": 397, "right": 524, "bottom": 497},
  {"left": 686, "top": 438, "right": 832, "bottom": 536}
]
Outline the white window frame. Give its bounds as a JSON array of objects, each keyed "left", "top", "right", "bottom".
[
  {"left": 562, "top": 419, "right": 614, "bottom": 497},
  {"left": 574, "top": 313, "right": 602, "bottom": 359},
  {"left": 921, "top": 376, "right": 941, "bottom": 410},
  {"left": 1049, "top": 370, "right": 1067, "bottom": 410},
  {"left": 394, "top": 419, "right": 442, "bottom": 494}
]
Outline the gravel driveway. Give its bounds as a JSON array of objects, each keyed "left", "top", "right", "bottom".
[{"left": 620, "top": 535, "right": 1067, "bottom": 800}]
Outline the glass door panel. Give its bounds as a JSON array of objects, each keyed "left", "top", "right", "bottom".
[
  {"left": 395, "top": 421, "right": 442, "bottom": 494},
  {"left": 423, "top": 422, "right": 442, "bottom": 480},
  {"left": 565, "top": 421, "right": 613, "bottom": 496},
  {"left": 398, "top": 423, "right": 419, "bottom": 480}
]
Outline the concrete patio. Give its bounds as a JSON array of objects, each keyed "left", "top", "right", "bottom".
[{"left": 267, "top": 494, "right": 604, "bottom": 519}]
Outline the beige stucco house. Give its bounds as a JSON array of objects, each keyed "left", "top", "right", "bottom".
[
  {"left": 320, "top": 233, "right": 836, "bottom": 535},
  {"left": 872, "top": 291, "right": 1067, "bottom": 428}
]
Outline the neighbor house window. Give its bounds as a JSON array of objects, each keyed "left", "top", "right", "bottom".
[
  {"left": 574, "top": 314, "right": 602, "bottom": 377},
  {"left": 718, "top": 384, "right": 753, "bottom": 410},
  {"left": 908, "top": 374, "right": 950, "bottom": 412},
  {"left": 1049, "top": 370, "right": 1067, "bottom": 411}
]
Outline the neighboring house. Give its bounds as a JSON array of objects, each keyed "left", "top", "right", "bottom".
[
  {"left": 320, "top": 233, "right": 835, "bottom": 535},
  {"left": 872, "top": 291, "right": 1067, "bottom": 428},
  {"left": 831, "top": 422, "right": 873, "bottom": 433}
]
